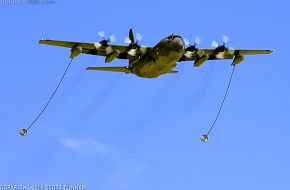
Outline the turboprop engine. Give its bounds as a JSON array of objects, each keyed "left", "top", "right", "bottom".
[
  {"left": 70, "top": 46, "right": 82, "bottom": 59},
  {"left": 232, "top": 54, "right": 244, "bottom": 65},
  {"left": 105, "top": 51, "right": 119, "bottom": 63},
  {"left": 194, "top": 54, "right": 209, "bottom": 67}
]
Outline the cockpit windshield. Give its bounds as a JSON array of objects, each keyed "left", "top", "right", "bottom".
[
  {"left": 167, "top": 34, "right": 181, "bottom": 40},
  {"left": 172, "top": 35, "right": 181, "bottom": 38}
]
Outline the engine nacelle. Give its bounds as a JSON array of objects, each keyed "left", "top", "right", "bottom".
[
  {"left": 194, "top": 54, "right": 209, "bottom": 67},
  {"left": 232, "top": 54, "right": 244, "bottom": 65},
  {"left": 105, "top": 51, "right": 119, "bottom": 63},
  {"left": 70, "top": 46, "right": 82, "bottom": 58}
]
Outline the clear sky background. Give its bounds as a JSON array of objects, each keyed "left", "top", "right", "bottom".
[{"left": 1, "top": 0, "right": 289, "bottom": 189}]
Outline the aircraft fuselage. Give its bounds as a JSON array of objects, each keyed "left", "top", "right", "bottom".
[{"left": 129, "top": 35, "right": 185, "bottom": 78}]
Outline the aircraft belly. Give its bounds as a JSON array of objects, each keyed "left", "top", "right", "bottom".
[
  {"left": 131, "top": 40, "right": 184, "bottom": 78},
  {"left": 133, "top": 55, "right": 177, "bottom": 78}
]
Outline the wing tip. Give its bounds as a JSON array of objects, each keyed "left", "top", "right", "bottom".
[{"left": 39, "top": 39, "right": 47, "bottom": 44}]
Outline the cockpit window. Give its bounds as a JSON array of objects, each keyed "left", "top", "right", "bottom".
[
  {"left": 167, "top": 35, "right": 181, "bottom": 40},
  {"left": 172, "top": 35, "right": 181, "bottom": 38},
  {"left": 166, "top": 34, "right": 182, "bottom": 43}
]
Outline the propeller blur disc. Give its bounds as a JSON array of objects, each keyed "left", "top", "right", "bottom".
[
  {"left": 98, "top": 31, "right": 105, "bottom": 38},
  {"left": 124, "top": 37, "right": 131, "bottom": 44},
  {"left": 109, "top": 34, "right": 116, "bottom": 43},
  {"left": 222, "top": 35, "right": 229, "bottom": 44},
  {"left": 136, "top": 33, "right": 143, "bottom": 42},
  {"left": 195, "top": 36, "right": 202, "bottom": 45},
  {"left": 211, "top": 40, "right": 219, "bottom": 48},
  {"left": 183, "top": 38, "right": 190, "bottom": 46}
]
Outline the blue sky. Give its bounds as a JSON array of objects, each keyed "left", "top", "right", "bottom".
[{"left": 0, "top": 0, "right": 290, "bottom": 189}]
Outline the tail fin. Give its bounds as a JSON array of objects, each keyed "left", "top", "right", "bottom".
[{"left": 86, "top": 66, "right": 131, "bottom": 73}]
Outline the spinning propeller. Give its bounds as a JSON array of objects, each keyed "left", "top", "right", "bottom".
[
  {"left": 94, "top": 31, "right": 116, "bottom": 50},
  {"left": 124, "top": 32, "right": 143, "bottom": 45},
  {"left": 124, "top": 29, "right": 145, "bottom": 56},
  {"left": 211, "top": 35, "right": 235, "bottom": 59},
  {"left": 211, "top": 35, "right": 229, "bottom": 48},
  {"left": 98, "top": 31, "right": 116, "bottom": 43},
  {"left": 184, "top": 36, "right": 202, "bottom": 58},
  {"left": 184, "top": 36, "right": 202, "bottom": 49}
]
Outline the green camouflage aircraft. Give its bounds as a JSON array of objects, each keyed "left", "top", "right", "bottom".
[{"left": 39, "top": 29, "right": 272, "bottom": 78}]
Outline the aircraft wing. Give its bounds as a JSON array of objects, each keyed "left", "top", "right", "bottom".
[
  {"left": 39, "top": 39, "right": 151, "bottom": 59},
  {"left": 179, "top": 48, "right": 273, "bottom": 62},
  {"left": 236, "top": 50, "right": 273, "bottom": 55}
]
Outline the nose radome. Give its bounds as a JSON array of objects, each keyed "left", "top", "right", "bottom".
[{"left": 174, "top": 36, "right": 185, "bottom": 49}]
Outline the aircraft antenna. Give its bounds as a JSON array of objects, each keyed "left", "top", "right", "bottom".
[
  {"left": 201, "top": 64, "right": 236, "bottom": 142},
  {"left": 19, "top": 58, "right": 74, "bottom": 137}
]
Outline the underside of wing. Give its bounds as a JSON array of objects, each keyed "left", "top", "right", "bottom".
[
  {"left": 39, "top": 39, "right": 151, "bottom": 60},
  {"left": 179, "top": 47, "right": 273, "bottom": 67},
  {"left": 86, "top": 66, "right": 131, "bottom": 73},
  {"left": 180, "top": 49, "right": 273, "bottom": 61},
  {"left": 39, "top": 39, "right": 95, "bottom": 49}
]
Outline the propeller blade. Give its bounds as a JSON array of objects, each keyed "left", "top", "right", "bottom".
[
  {"left": 124, "top": 37, "right": 131, "bottom": 44},
  {"left": 129, "top": 29, "right": 135, "bottom": 44},
  {"left": 109, "top": 34, "right": 116, "bottom": 43},
  {"left": 194, "top": 36, "right": 202, "bottom": 45},
  {"left": 183, "top": 38, "right": 190, "bottom": 46},
  {"left": 211, "top": 40, "right": 219, "bottom": 48},
  {"left": 98, "top": 31, "right": 105, "bottom": 39},
  {"left": 222, "top": 35, "right": 229, "bottom": 44}
]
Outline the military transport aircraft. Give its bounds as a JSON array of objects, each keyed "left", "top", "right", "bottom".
[{"left": 39, "top": 29, "right": 272, "bottom": 78}]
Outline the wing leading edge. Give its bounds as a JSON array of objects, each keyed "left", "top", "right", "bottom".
[
  {"left": 39, "top": 39, "right": 151, "bottom": 60},
  {"left": 179, "top": 48, "right": 273, "bottom": 66}
]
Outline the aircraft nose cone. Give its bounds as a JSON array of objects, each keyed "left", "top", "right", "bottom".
[
  {"left": 173, "top": 37, "right": 185, "bottom": 52},
  {"left": 164, "top": 35, "right": 185, "bottom": 54}
]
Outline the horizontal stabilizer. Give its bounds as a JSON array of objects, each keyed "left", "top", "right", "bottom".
[{"left": 86, "top": 66, "right": 131, "bottom": 73}]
